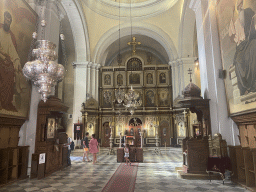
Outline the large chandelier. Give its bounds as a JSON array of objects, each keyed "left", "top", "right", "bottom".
[
  {"left": 22, "top": 1, "right": 65, "bottom": 102},
  {"left": 124, "top": 86, "right": 142, "bottom": 115},
  {"left": 114, "top": 0, "right": 125, "bottom": 104}
]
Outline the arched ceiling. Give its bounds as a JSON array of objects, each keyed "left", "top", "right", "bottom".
[
  {"left": 105, "top": 35, "right": 169, "bottom": 66},
  {"left": 80, "top": 0, "right": 179, "bottom": 20}
]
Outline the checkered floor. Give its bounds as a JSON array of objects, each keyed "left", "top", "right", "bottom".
[{"left": 0, "top": 147, "right": 250, "bottom": 192}]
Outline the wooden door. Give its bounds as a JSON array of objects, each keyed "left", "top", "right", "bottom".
[
  {"left": 102, "top": 122, "right": 110, "bottom": 147},
  {"left": 160, "top": 121, "right": 170, "bottom": 147},
  {"left": 128, "top": 118, "right": 142, "bottom": 147}
]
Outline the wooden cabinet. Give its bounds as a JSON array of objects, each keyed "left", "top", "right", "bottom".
[
  {"left": 230, "top": 112, "right": 256, "bottom": 190},
  {"left": 0, "top": 116, "right": 29, "bottom": 187},
  {"left": 33, "top": 96, "right": 69, "bottom": 178},
  {"left": 0, "top": 146, "right": 29, "bottom": 186}
]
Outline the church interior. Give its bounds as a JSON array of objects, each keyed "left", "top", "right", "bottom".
[{"left": 0, "top": 0, "right": 256, "bottom": 191}]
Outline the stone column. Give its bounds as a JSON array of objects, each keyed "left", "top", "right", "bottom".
[
  {"left": 73, "top": 61, "right": 89, "bottom": 138},
  {"left": 189, "top": 0, "right": 239, "bottom": 145}
]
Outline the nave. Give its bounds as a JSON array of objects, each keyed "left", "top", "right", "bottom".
[{"left": 0, "top": 148, "right": 249, "bottom": 192}]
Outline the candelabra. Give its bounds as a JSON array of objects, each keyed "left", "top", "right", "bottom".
[
  {"left": 154, "top": 125, "right": 161, "bottom": 155},
  {"left": 107, "top": 124, "right": 115, "bottom": 155},
  {"left": 123, "top": 86, "right": 142, "bottom": 115},
  {"left": 140, "top": 131, "right": 143, "bottom": 148}
]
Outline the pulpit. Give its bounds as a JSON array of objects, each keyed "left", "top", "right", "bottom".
[{"left": 31, "top": 96, "right": 69, "bottom": 178}]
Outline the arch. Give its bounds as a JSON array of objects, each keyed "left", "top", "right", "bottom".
[
  {"left": 93, "top": 22, "right": 178, "bottom": 65},
  {"left": 178, "top": 0, "right": 196, "bottom": 58},
  {"left": 61, "top": 0, "right": 90, "bottom": 62}
]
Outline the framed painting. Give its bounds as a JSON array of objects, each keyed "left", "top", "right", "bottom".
[
  {"left": 47, "top": 118, "right": 55, "bottom": 139},
  {"left": 216, "top": 0, "right": 256, "bottom": 115},
  {"left": 0, "top": 0, "right": 37, "bottom": 119}
]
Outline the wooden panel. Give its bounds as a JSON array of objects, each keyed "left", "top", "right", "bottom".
[
  {"left": 243, "top": 148, "right": 255, "bottom": 187},
  {"left": 236, "top": 147, "right": 246, "bottom": 182},
  {"left": 240, "top": 125, "right": 248, "bottom": 147},
  {"left": 0, "top": 128, "right": 10, "bottom": 148},
  {"left": 229, "top": 146, "right": 238, "bottom": 181},
  {"left": 9, "top": 128, "right": 19, "bottom": 147},
  {"left": 248, "top": 125, "right": 256, "bottom": 148}
]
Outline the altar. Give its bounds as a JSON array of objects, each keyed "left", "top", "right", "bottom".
[{"left": 117, "top": 147, "right": 143, "bottom": 162}]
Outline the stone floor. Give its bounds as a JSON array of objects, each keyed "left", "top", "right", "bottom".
[{"left": 0, "top": 147, "right": 251, "bottom": 192}]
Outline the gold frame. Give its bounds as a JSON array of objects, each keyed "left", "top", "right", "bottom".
[{"left": 47, "top": 118, "right": 55, "bottom": 139}]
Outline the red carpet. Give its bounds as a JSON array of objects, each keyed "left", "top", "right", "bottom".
[{"left": 102, "top": 163, "right": 139, "bottom": 192}]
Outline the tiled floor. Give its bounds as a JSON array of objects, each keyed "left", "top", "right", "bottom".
[{"left": 0, "top": 147, "right": 251, "bottom": 192}]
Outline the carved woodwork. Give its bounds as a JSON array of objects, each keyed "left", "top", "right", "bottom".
[
  {"left": 0, "top": 113, "right": 29, "bottom": 186},
  {"left": 33, "top": 96, "right": 68, "bottom": 178},
  {"left": 230, "top": 111, "right": 256, "bottom": 190},
  {"left": 183, "top": 138, "right": 209, "bottom": 174}
]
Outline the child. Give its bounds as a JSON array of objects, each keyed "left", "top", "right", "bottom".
[{"left": 124, "top": 144, "right": 131, "bottom": 166}]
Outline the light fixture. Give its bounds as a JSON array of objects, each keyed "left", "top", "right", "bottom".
[
  {"left": 124, "top": 86, "right": 142, "bottom": 115},
  {"left": 114, "top": 0, "right": 125, "bottom": 104},
  {"left": 123, "top": 0, "right": 142, "bottom": 115},
  {"left": 22, "top": 0, "right": 65, "bottom": 102},
  {"left": 194, "top": 57, "right": 199, "bottom": 69}
]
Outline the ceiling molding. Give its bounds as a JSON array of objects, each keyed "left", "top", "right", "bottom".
[
  {"left": 80, "top": 0, "right": 179, "bottom": 20},
  {"left": 93, "top": 22, "right": 178, "bottom": 66},
  {"left": 61, "top": 0, "right": 90, "bottom": 62}
]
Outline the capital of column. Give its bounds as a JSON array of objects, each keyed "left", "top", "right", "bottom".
[{"left": 72, "top": 61, "right": 90, "bottom": 69}]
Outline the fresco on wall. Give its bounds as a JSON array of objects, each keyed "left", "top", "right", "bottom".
[
  {"left": 216, "top": 0, "right": 256, "bottom": 114},
  {"left": 0, "top": 0, "right": 36, "bottom": 119}
]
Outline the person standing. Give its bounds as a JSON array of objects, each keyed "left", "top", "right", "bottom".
[
  {"left": 82, "top": 132, "right": 91, "bottom": 162},
  {"left": 67, "top": 134, "right": 72, "bottom": 166},
  {"left": 124, "top": 144, "right": 131, "bottom": 166},
  {"left": 89, "top": 134, "right": 99, "bottom": 165}
]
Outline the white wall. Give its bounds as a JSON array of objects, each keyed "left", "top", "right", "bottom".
[{"left": 189, "top": 0, "right": 240, "bottom": 145}]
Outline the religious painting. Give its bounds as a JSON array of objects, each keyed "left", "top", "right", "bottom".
[
  {"left": 146, "top": 90, "right": 155, "bottom": 107},
  {"left": 158, "top": 89, "right": 169, "bottom": 106},
  {"left": 147, "top": 73, "right": 153, "bottom": 84},
  {"left": 103, "top": 91, "right": 112, "bottom": 108},
  {"left": 127, "top": 57, "right": 142, "bottom": 71},
  {"left": 47, "top": 118, "right": 55, "bottom": 139},
  {"left": 117, "top": 74, "right": 123, "bottom": 85},
  {"left": 87, "top": 122, "right": 94, "bottom": 136},
  {"left": 129, "top": 73, "right": 140, "bottom": 84},
  {"left": 216, "top": 0, "right": 256, "bottom": 114},
  {"left": 177, "top": 121, "right": 185, "bottom": 137},
  {"left": 0, "top": 0, "right": 37, "bottom": 119},
  {"left": 104, "top": 74, "right": 111, "bottom": 85},
  {"left": 159, "top": 73, "right": 166, "bottom": 84}
]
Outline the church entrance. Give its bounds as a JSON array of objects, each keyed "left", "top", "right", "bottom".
[
  {"left": 160, "top": 121, "right": 170, "bottom": 147},
  {"left": 128, "top": 118, "right": 142, "bottom": 147},
  {"left": 102, "top": 122, "right": 110, "bottom": 147}
]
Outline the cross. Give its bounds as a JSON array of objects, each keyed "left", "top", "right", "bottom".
[
  {"left": 188, "top": 68, "right": 192, "bottom": 82},
  {"left": 127, "top": 37, "right": 141, "bottom": 55}
]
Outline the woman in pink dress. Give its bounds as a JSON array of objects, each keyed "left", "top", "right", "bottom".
[{"left": 89, "top": 134, "right": 99, "bottom": 164}]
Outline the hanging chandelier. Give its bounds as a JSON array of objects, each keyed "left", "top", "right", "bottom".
[
  {"left": 124, "top": 86, "right": 142, "bottom": 115},
  {"left": 123, "top": 0, "right": 142, "bottom": 115},
  {"left": 114, "top": 0, "right": 125, "bottom": 104},
  {"left": 22, "top": 0, "right": 65, "bottom": 102}
]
